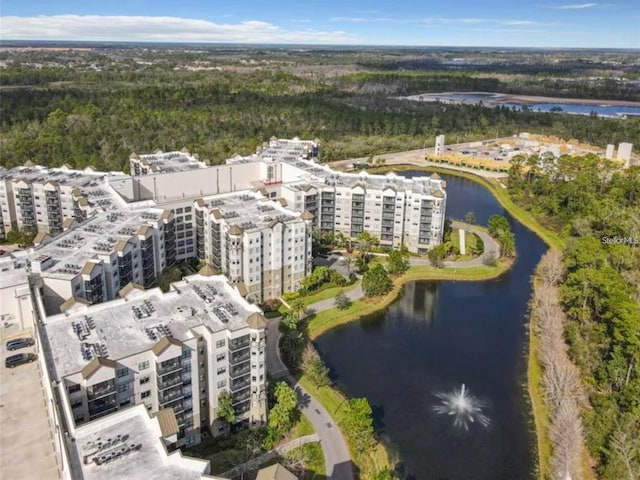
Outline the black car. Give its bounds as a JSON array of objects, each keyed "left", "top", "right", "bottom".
[
  {"left": 5, "top": 353, "right": 37, "bottom": 368},
  {"left": 6, "top": 337, "right": 34, "bottom": 351}
]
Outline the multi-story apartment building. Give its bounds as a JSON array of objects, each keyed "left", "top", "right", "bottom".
[
  {"left": 28, "top": 206, "right": 176, "bottom": 315},
  {"left": 1, "top": 136, "right": 446, "bottom": 323},
  {"left": 0, "top": 165, "right": 119, "bottom": 237},
  {"left": 194, "top": 191, "right": 313, "bottom": 302},
  {"left": 227, "top": 139, "right": 447, "bottom": 254},
  {"left": 41, "top": 274, "right": 268, "bottom": 448}
]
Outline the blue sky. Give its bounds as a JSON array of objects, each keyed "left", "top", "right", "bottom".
[{"left": 1, "top": 1, "right": 638, "bottom": 48}]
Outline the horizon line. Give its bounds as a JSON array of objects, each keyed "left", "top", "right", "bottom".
[{"left": 1, "top": 39, "right": 639, "bottom": 51}]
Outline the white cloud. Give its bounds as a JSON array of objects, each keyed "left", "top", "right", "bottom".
[
  {"left": 0, "top": 15, "right": 358, "bottom": 44},
  {"left": 553, "top": 3, "right": 599, "bottom": 9},
  {"left": 502, "top": 20, "right": 556, "bottom": 26}
]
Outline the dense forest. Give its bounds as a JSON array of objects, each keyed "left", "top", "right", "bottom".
[
  {"left": 509, "top": 157, "right": 640, "bottom": 479},
  {"left": 1, "top": 48, "right": 640, "bottom": 172}
]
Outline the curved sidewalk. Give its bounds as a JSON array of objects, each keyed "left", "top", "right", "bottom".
[{"left": 266, "top": 318, "right": 354, "bottom": 480}]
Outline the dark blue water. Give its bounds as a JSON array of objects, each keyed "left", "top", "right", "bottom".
[{"left": 315, "top": 173, "right": 548, "bottom": 480}]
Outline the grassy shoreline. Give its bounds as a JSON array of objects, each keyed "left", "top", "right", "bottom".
[
  {"left": 308, "top": 260, "right": 512, "bottom": 339},
  {"left": 328, "top": 164, "right": 567, "bottom": 479}
]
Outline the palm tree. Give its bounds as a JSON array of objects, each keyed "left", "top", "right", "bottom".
[{"left": 342, "top": 255, "right": 355, "bottom": 277}]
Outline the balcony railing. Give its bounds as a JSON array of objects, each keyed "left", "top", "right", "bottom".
[
  {"left": 230, "top": 362, "right": 251, "bottom": 378},
  {"left": 228, "top": 338, "right": 250, "bottom": 352},
  {"left": 157, "top": 360, "right": 182, "bottom": 376},
  {"left": 232, "top": 379, "right": 251, "bottom": 392},
  {"left": 230, "top": 352, "right": 250, "bottom": 365},
  {"left": 87, "top": 384, "right": 117, "bottom": 400},
  {"left": 158, "top": 375, "right": 184, "bottom": 390},
  {"left": 232, "top": 389, "right": 251, "bottom": 405}
]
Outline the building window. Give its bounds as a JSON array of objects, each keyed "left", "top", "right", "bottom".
[
  {"left": 139, "top": 376, "right": 150, "bottom": 385},
  {"left": 216, "top": 339, "right": 226, "bottom": 348},
  {"left": 117, "top": 383, "right": 129, "bottom": 393},
  {"left": 216, "top": 353, "right": 225, "bottom": 362},
  {"left": 116, "top": 368, "right": 128, "bottom": 378},
  {"left": 217, "top": 380, "right": 227, "bottom": 388},
  {"left": 141, "top": 391, "right": 151, "bottom": 399},
  {"left": 138, "top": 361, "right": 149, "bottom": 370},
  {"left": 68, "top": 384, "right": 81, "bottom": 394},
  {"left": 217, "top": 367, "right": 226, "bottom": 375}
]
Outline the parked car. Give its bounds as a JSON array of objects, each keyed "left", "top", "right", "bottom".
[
  {"left": 5, "top": 353, "right": 37, "bottom": 368},
  {"left": 6, "top": 337, "right": 34, "bottom": 351}
]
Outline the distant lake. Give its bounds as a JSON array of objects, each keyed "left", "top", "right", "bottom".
[
  {"left": 402, "top": 92, "right": 640, "bottom": 118},
  {"left": 501, "top": 102, "right": 640, "bottom": 117},
  {"left": 315, "top": 172, "right": 548, "bottom": 480}
]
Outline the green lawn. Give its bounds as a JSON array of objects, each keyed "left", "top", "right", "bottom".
[
  {"left": 300, "top": 282, "right": 358, "bottom": 308},
  {"left": 294, "top": 413, "right": 316, "bottom": 438}
]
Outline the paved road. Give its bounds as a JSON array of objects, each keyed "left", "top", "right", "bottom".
[{"left": 266, "top": 318, "right": 354, "bottom": 480}]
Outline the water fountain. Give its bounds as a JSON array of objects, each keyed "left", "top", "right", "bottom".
[{"left": 433, "top": 384, "right": 490, "bottom": 430}]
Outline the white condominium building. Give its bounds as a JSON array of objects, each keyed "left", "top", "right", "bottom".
[
  {"left": 194, "top": 191, "right": 313, "bottom": 303},
  {"left": 0, "top": 165, "right": 123, "bottom": 237},
  {"left": 40, "top": 274, "right": 268, "bottom": 448}
]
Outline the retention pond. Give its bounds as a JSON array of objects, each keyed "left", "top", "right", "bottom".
[{"left": 315, "top": 172, "right": 548, "bottom": 480}]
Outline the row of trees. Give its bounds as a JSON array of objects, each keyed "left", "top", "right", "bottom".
[
  {"left": 531, "top": 250, "right": 586, "bottom": 479},
  {"left": 2, "top": 67, "right": 639, "bottom": 172},
  {"left": 509, "top": 155, "right": 640, "bottom": 478}
]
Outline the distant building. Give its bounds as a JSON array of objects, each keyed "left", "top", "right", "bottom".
[
  {"left": 434, "top": 134, "right": 446, "bottom": 156},
  {"left": 605, "top": 144, "right": 615, "bottom": 159},
  {"left": 617, "top": 142, "right": 633, "bottom": 167}
]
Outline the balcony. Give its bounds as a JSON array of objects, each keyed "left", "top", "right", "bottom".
[
  {"left": 158, "top": 374, "right": 184, "bottom": 390},
  {"left": 230, "top": 351, "right": 250, "bottom": 365},
  {"left": 231, "top": 376, "right": 251, "bottom": 391},
  {"left": 157, "top": 359, "right": 182, "bottom": 376},
  {"left": 159, "top": 387, "right": 185, "bottom": 408},
  {"left": 229, "top": 337, "right": 250, "bottom": 352},
  {"left": 88, "top": 397, "right": 117, "bottom": 416},
  {"left": 87, "top": 384, "right": 116, "bottom": 400},
  {"left": 230, "top": 362, "right": 251, "bottom": 378},
  {"left": 232, "top": 389, "right": 251, "bottom": 405}
]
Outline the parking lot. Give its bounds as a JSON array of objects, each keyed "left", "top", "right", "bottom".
[{"left": 0, "top": 327, "right": 60, "bottom": 480}]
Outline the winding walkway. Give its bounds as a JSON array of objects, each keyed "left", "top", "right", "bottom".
[
  {"left": 266, "top": 318, "right": 354, "bottom": 480},
  {"left": 408, "top": 221, "right": 501, "bottom": 268}
]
